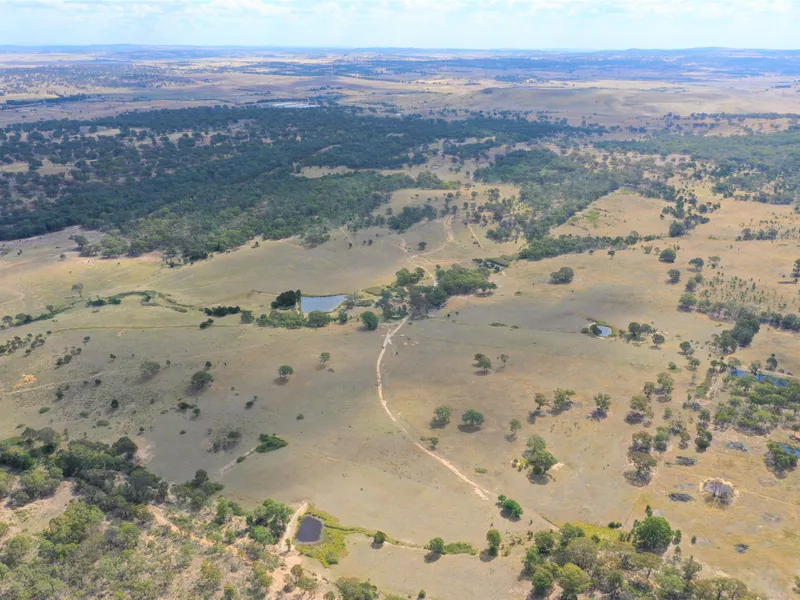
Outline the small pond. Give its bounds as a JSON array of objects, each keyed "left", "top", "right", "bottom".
[
  {"left": 591, "top": 324, "right": 613, "bottom": 338},
  {"left": 730, "top": 369, "right": 789, "bottom": 387},
  {"left": 300, "top": 295, "right": 348, "bottom": 313},
  {"left": 296, "top": 516, "right": 323, "bottom": 544},
  {"left": 778, "top": 443, "right": 800, "bottom": 457}
]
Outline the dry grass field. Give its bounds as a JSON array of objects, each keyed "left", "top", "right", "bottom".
[{"left": 1, "top": 173, "right": 800, "bottom": 597}]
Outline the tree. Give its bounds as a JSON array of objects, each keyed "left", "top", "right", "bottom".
[
  {"left": 634, "top": 516, "right": 673, "bottom": 552},
  {"left": 476, "top": 355, "right": 492, "bottom": 372},
  {"left": 140, "top": 360, "right": 160, "bottom": 378},
  {"left": 524, "top": 545, "right": 542, "bottom": 574},
  {"left": 552, "top": 388, "right": 575, "bottom": 412},
  {"left": 630, "top": 452, "right": 657, "bottom": 479},
  {"left": 534, "top": 393, "right": 549, "bottom": 413},
  {"left": 652, "top": 333, "right": 665, "bottom": 347},
  {"left": 418, "top": 241, "right": 427, "bottom": 251},
  {"left": 667, "top": 269, "right": 681, "bottom": 283},
  {"left": 278, "top": 365, "right": 294, "bottom": 380},
  {"left": 557, "top": 563, "right": 591, "bottom": 599},
  {"left": 426, "top": 537, "right": 444, "bottom": 554},
  {"left": 373, "top": 531, "right": 387, "bottom": 546},
  {"left": 431, "top": 406, "right": 452, "bottom": 427},
  {"left": 631, "top": 431, "right": 654, "bottom": 452},
  {"left": 319, "top": 352, "right": 331, "bottom": 365},
  {"left": 529, "top": 450, "right": 558, "bottom": 476},
  {"left": 689, "top": 257, "right": 704, "bottom": 271},
  {"left": 307, "top": 310, "right": 331, "bottom": 328},
  {"left": 657, "top": 372, "right": 674, "bottom": 393},
  {"left": 765, "top": 353, "right": 778, "bottom": 371},
  {"left": 501, "top": 497, "right": 523, "bottom": 518},
  {"left": 534, "top": 530, "right": 556, "bottom": 555},
  {"left": 594, "top": 393, "right": 611, "bottom": 416},
  {"left": 628, "top": 322, "right": 642, "bottom": 338},
  {"left": 486, "top": 528, "right": 501, "bottom": 555},
  {"left": 659, "top": 248, "right": 677, "bottom": 263},
  {"left": 668, "top": 221, "right": 686, "bottom": 237},
  {"left": 361, "top": 311, "right": 379, "bottom": 331},
  {"left": 71, "top": 282, "right": 84, "bottom": 297},
  {"left": 550, "top": 266, "right": 574, "bottom": 284},
  {"left": 499, "top": 353, "right": 509, "bottom": 367},
  {"left": 531, "top": 568, "right": 554, "bottom": 596},
  {"left": 191, "top": 370, "right": 213, "bottom": 389},
  {"left": 509, "top": 418, "right": 522, "bottom": 437},
  {"left": 461, "top": 409, "right": 485, "bottom": 428},
  {"left": 679, "top": 341, "right": 693, "bottom": 355}
]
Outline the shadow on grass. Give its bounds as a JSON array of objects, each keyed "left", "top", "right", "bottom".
[{"left": 458, "top": 424, "right": 482, "bottom": 433}]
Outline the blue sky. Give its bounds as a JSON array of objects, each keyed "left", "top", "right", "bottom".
[{"left": 1, "top": 0, "right": 799, "bottom": 49}]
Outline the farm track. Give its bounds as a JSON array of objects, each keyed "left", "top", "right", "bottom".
[{"left": 376, "top": 317, "right": 489, "bottom": 501}]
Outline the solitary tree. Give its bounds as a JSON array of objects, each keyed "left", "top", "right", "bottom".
[
  {"left": 509, "top": 418, "right": 522, "bottom": 438},
  {"left": 361, "top": 311, "right": 379, "bottom": 331},
  {"left": 652, "top": 333, "right": 665, "bottom": 348},
  {"left": 476, "top": 355, "right": 492, "bottom": 373},
  {"left": 278, "top": 365, "right": 294, "bottom": 381},
  {"left": 679, "top": 341, "right": 693, "bottom": 355},
  {"left": 594, "top": 393, "right": 611, "bottom": 416},
  {"left": 71, "top": 282, "right": 84, "bottom": 298},
  {"left": 659, "top": 248, "right": 677, "bottom": 263},
  {"left": 431, "top": 406, "right": 452, "bottom": 427},
  {"left": 486, "top": 529, "right": 502, "bottom": 556},
  {"left": 667, "top": 269, "right": 681, "bottom": 284},
  {"left": 426, "top": 537, "right": 445, "bottom": 554},
  {"left": 319, "top": 352, "right": 331, "bottom": 365},
  {"left": 191, "top": 370, "right": 214, "bottom": 389},
  {"left": 462, "top": 409, "right": 485, "bottom": 428},
  {"left": 552, "top": 389, "right": 575, "bottom": 412},
  {"left": 689, "top": 257, "right": 704, "bottom": 271},
  {"left": 140, "top": 360, "right": 161, "bottom": 378},
  {"left": 534, "top": 393, "right": 549, "bottom": 413}
]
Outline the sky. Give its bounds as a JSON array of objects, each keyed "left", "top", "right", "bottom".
[{"left": 1, "top": 0, "right": 799, "bottom": 50}]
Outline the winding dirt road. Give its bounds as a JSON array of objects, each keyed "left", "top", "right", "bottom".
[{"left": 376, "top": 318, "right": 489, "bottom": 501}]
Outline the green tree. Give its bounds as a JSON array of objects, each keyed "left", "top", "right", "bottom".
[
  {"left": 689, "top": 257, "right": 704, "bottom": 271},
  {"left": 667, "top": 269, "right": 681, "bottom": 283},
  {"left": 557, "top": 563, "right": 591, "bottom": 599},
  {"left": 431, "top": 405, "right": 452, "bottom": 428},
  {"left": 652, "top": 333, "right": 665, "bottom": 347},
  {"left": 191, "top": 370, "right": 213, "bottom": 389},
  {"left": 524, "top": 545, "right": 542, "bottom": 574},
  {"left": 767, "top": 442, "right": 798, "bottom": 471},
  {"left": 461, "top": 409, "right": 485, "bottom": 428},
  {"left": 426, "top": 537, "right": 445, "bottom": 554},
  {"left": 373, "top": 531, "right": 387, "bottom": 546},
  {"left": 531, "top": 567, "right": 554, "bottom": 596},
  {"left": 659, "top": 248, "right": 677, "bottom": 263},
  {"left": 534, "top": 393, "right": 549, "bottom": 413},
  {"left": 501, "top": 497, "right": 523, "bottom": 519},
  {"left": 476, "top": 355, "right": 492, "bottom": 372},
  {"left": 200, "top": 561, "right": 223, "bottom": 590},
  {"left": 679, "top": 341, "right": 693, "bottom": 355},
  {"left": 634, "top": 516, "right": 673, "bottom": 553},
  {"left": 552, "top": 388, "right": 575, "bottom": 412},
  {"left": 319, "top": 352, "right": 331, "bottom": 365},
  {"left": 534, "top": 530, "right": 556, "bottom": 555},
  {"left": 594, "top": 393, "right": 611, "bottom": 416},
  {"left": 139, "top": 360, "right": 160, "bottom": 378},
  {"left": 486, "top": 528, "right": 501, "bottom": 556},
  {"left": 278, "top": 365, "right": 294, "bottom": 380},
  {"left": 307, "top": 310, "right": 331, "bottom": 328},
  {"left": 361, "top": 311, "right": 379, "bottom": 330},
  {"left": 509, "top": 418, "right": 522, "bottom": 437},
  {"left": 550, "top": 266, "right": 575, "bottom": 284}
]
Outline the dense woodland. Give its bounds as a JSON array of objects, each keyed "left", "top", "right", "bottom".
[{"left": 0, "top": 106, "right": 600, "bottom": 258}]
